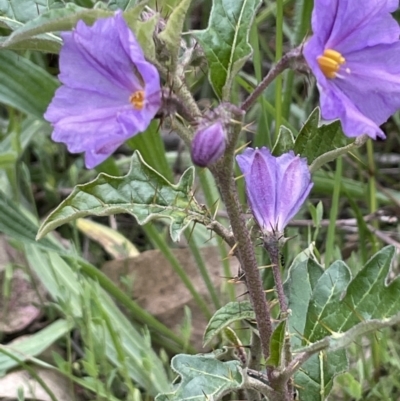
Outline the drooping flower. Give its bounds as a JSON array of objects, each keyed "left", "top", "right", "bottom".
[
  {"left": 44, "top": 11, "right": 161, "bottom": 168},
  {"left": 236, "top": 148, "right": 313, "bottom": 234},
  {"left": 191, "top": 122, "right": 226, "bottom": 167},
  {"left": 303, "top": 0, "right": 400, "bottom": 139}
]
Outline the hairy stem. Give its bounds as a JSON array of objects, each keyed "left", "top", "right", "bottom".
[
  {"left": 264, "top": 237, "right": 287, "bottom": 314},
  {"left": 211, "top": 162, "right": 273, "bottom": 362},
  {"left": 241, "top": 47, "right": 303, "bottom": 112}
]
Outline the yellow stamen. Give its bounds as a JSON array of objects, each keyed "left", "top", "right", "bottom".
[
  {"left": 129, "top": 90, "right": 145, "bottom": 110},
  {"left": 317, "top": 49, "right": 345, "bottom": 79}
]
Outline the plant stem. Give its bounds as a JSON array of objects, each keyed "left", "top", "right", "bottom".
[
  {"left": 211, "top": 162, "right": 273, "bottom": 362},
  {"left": 325, "top": 156, "right": 342, "bottom": 266},
  {"left": 264, "top": 237, "right": 287, "bottom": 314},
  {"left": 274, "top": 0, "right": 284, "bottom": 142},
  {"left": 241, "top": 47, "right": 302, "bottom": 113}
]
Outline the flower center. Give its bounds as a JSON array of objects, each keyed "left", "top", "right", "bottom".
[
  {"left": 129, "top": 90, "right": 145, "bottom": 110},
  {"left": 317, "top": 49, "right": 345, "bottom": 79}
]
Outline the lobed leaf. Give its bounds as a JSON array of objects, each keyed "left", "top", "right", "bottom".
[
  {"left": 193, "top": 0, "right": 262, "bottom": 100},
  {"left": 156, "top": 354, "right": 243, "bottom": 401},
  {"left": 37, "top": 151, "right": 205, "bottom": 242}
]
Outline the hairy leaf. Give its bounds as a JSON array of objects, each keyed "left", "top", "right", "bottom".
[
  {"left": 266, "top": 320, "right": 286, "bottom": 367},
  {"left": 156, "top": 354, "right": 243, "bottom": 401},
  {"left": 284, "top": 255, "right": 323, "bottom": 349},
  {"left": 272, "top": 126, "right": 295, "bottom": 156},
  {"left": 193, "top": 0, "right": 262, "bottom": 99},
  {"left": 295, "top": 350, "right": 348, "bottom": 401},
  {"left": 37, "top": 151, "right": 205, "bottom": 242},
  {"left": 203, "top": 301, "right": 254, "bottom": 347},
  {"left": 294, "top": 107, "right": 349, "bottom": 164},
  {"left": 3, "top": 4, "right": 111, "bottom": 52},
  {"left": 0, "top": 0, "right": 65, "bottom": 23},
  {"left": 108, "top": 0, "right": 139, "bottom": 11},
  {"left": 285, "top": 246, "right": 398, "bottom": 401},
  {"left": 158, "top": 0, "right": 191, "bottom": 71}
]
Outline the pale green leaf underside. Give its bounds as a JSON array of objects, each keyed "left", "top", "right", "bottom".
[
  {"left": 156, "top": 354, "right": 243, "bottom": 401},
  {"left": 1, "top": 4, "right": 151, "bottom": 55},
  {"left": 203, "top": 301, "right": 254, "bottom": 347},
  {"left": 37, "top": 151, "right": 205, "bottom": 242}
]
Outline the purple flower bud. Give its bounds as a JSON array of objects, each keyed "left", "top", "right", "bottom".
[
  {"left": 44, "top": 11, "right": 161, "bottom": 168},
  {"left": 237, "top": 147, "right": 313, "bottom": 233},
  {"left": 191, "top": 122, "right": 226, "bottom": 167}
]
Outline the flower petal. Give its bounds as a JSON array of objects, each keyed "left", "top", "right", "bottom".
[
  {"left": 237, "top": 148, "right": 313, "bottom": 234},
  {"left": 317, "top": 42, "right": 400, "bottom": 138},
  {"left": 275, "top": 152, "right": 313, "bottom": 230},
  {"left": 319, "top": 84, "right": 386, "bottom": 139},
  {"left": 44, "top": 12, "right": 161, "bottom": 168},
  {"left": 237, "top": 148, "right": 278, "bottom": 231},
  {"left": 310, "top": 0, "right": 400, "bottom": 54}
]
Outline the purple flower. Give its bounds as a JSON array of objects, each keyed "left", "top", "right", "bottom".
[
  {"left": 236, "top": 148, "right": 313, "bottom": 233},
  {"left": 44, "top": 12, "right": 161, "bottom": 168},
  {"left": 303, "top": 0, "right": 400, "bottom": 140},
  {"left": 191, "top": 122, "right": 226, "bottom": 167}
]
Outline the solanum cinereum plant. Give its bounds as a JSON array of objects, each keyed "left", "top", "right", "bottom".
[{"left": 39, "top": 1, "right": 400, "bottom": 400}]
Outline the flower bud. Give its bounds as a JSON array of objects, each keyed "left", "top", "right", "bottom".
[
  {"left": 191, "top": 122, "right": 226, "bottom": 167},
  {"left": 236, "top": 147, "right": 313, "bottom": 235}
]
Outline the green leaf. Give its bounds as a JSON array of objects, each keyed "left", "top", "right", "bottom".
[
  {"left": 272, "top": 126, "right": 295, "bottom": 155},
  {"left": 0, "top": 34, "right": 61, "bottom": 53},
  {"left": 37, "top": 151, "right": 205, "bottom": 242},
  {"left": 303, "top": 246, "right": 397, "bottom": 343},
  {"left": 127, "top": 12, "right": 158, "bottom": 61},
  {"left": 158, "top": 0, "right": 191, "bottom": 71},
  {"left": 3, "top": 4, "right": 112, "bottom": 52},
  {"left": 284, "top": 256, "right": 323, "bottom": 349},
  {"left": 304, "top": 261, "right": 352, "bottom": 343},
  {"left": 26, "top": 245, "right": 171, "bottom": 396},
  {"left": 335, "top": 373, "right": 362, "bottom": 400},
  {"left": 293, "top": 107, "right": 349, "bottom": 164},
  {"left": 0, "top": 0, "right": 65, "bottom": 23},
  {"left": 108, "top": 0, "right": 139, "bottom": 11},
  {"left": 0, "top": 319, "right": 72, "bottom": 374},
  {"left": 0, "top": 191, "right": 63, "bottom": 253},
  {"left": 193, "top": 0, "right": 262, "bottom": 100},
  {"left": 156, "top": 354, "right": 243, "bottom": 401},
  {"left": 295, "top": 349, "right": 348, "bottom": 401},
  {"left": 203, "top": 301, "right": 254, "bottom": 347},
  {"left": 266, "top": 320, "right": 286, "bottom": 367},
  {"left": 0, "top": 50, "right": 58, "bottom": 117},
  {"left": 285, "top": 246, "right": 399, "bottom": 401}
]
